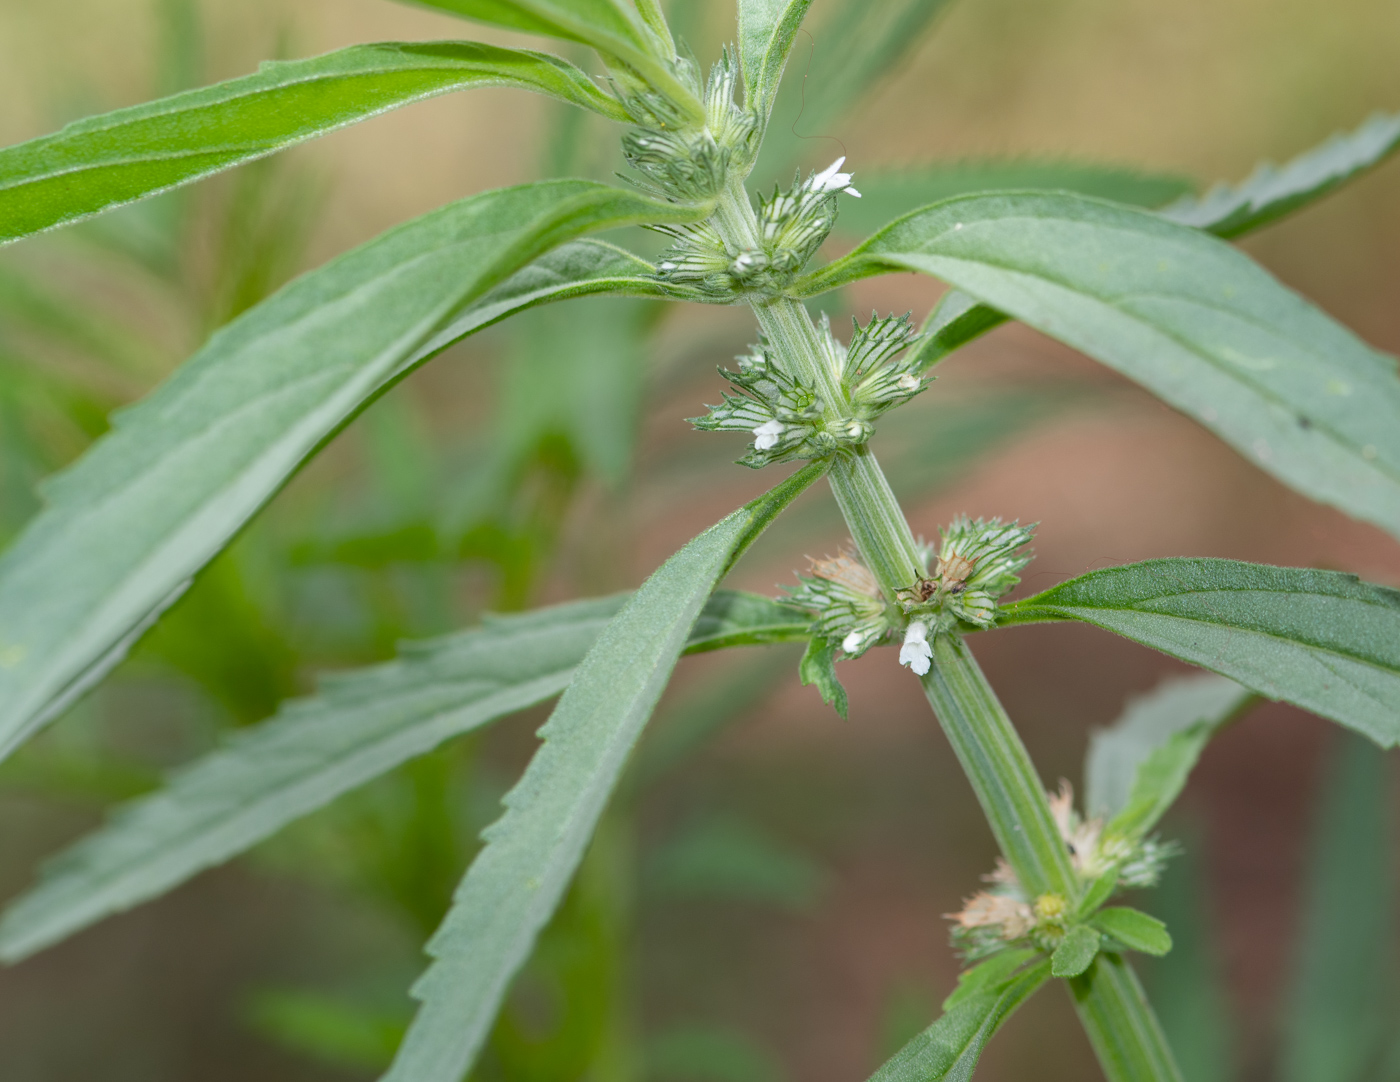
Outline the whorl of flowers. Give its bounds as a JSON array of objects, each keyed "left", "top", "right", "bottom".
[
  {"left": 785, "top": 550, "right": 891, "bottom": 658},
  {"left": 653, "top": 155, "right": 861, "bottom": 297},
  {"left": 690, "top": 340, "right": 871, "bottom": 468},
  {"left": 622, "top": 49, "right": 757, "bottom": 203},
  {"left": 945, "top": 782, "right": 1174, "bottom": 961}
]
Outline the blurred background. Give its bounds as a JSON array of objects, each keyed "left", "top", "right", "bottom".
[{"left": 0, "top": 0, "right": 1398, "bottom": 1079}]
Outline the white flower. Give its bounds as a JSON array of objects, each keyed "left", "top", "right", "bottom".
[
  {"left": 752, "top": 418, "right": 785, "bottom": 450},
  {"left": 897, "top": 373, "right": 920, "bottom": 392},
  {"left": 899, "top": 620, "right": 932, "bottom": 675},
  {"left": 811, "top": 156, "right": 861, "bottom": 198},
  {"left": 842, "top": 626, "right": 885, "bottom": 656}
]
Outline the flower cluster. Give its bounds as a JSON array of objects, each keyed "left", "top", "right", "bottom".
[
  {"left": 692, "top": 314, "right": 927, "bottom": 468},
  {"left": 945, "top": 782, "right": 1173, "bottom": 961},
  {"left": 838, "top": 313, "right": 930, "bottom": 417},
  {"left": 653, "top": 157, "right": 861, "bottom": 297},
  {"left": 621, "top": 50, "right": 758, "bottom": 203},
  {"left": 785, "top": 551, "right": 891, "bottom": 658},
  {"left": 690, "top": 339, "right": 869, "bottom": 468},
  {"left": 897, "top": 517, "right": 1034, "bottom": 673}
]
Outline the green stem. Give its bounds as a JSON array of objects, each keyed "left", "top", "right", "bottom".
[
  {"left": 710, "top": 181, "right": 1178, "bottom": 1077},
  {"left": 919, "top": 634, "right": 1075, "bottom": 899},
  {"left": 1071, "top": 954, "right": 1185, "bottom": 1082}
]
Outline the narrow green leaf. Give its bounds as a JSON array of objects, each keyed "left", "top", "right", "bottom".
[
  {"left": 797, "top": 193, "right": 1400, "bottom": 541},
  {"left": 889, "top": 115, "right": 1400, "bottom": 373},
  {"left": 1093, "top": 908, "right": 1172, "bottom": 957},
  {"left": 0, "top": 42, "right": 628, "bottom": 245},
  {"left": 941, "top": 949, "right": 1040, "bottom": 1011},
  {"left": 1076, "top": 871, "right": 1120, "bottom": 918},
  {"left": 867, "top": 957, "right": 1051, "bottom": 1082},
  {"left": 383, "top": 463, "right": 824, "bottom": 1082},
  {"left": 1053, "top": 926, "right": 1103, "bottom": 978},
  {"left": 837, "top": 160, "right": 1196, "bottom": 238},
  {"left": 1163, "top": 111, "right": 1400, "bottom": 238},
  {"left": 737, "top": 0, "right": 814, "bottom": 126},
  {"left": 0, "top": 589, "right": 791, "bottom": 962},
  {"left": 1085, "top": 674, "right": 1257, "bottom": 836},
  {"left": 799, "top": 635, "right": 848, "bottom": 718},
  {"left": 906, "top": 289, "right": 1010, "bottom": 372},
  {"left": 632, "top": 0, "right": 676, "bottom": 56},
  {"left": 871, "top": 160, "right": 1194, "bottom": 372},
  {"left": 1001, "top": 558, "right": 1400, "bottom": 748},
  {"left": 1280, "top": 731, "right": 1394, "bottom": 1082},
  {"left": 403, "top": 0, "right": 700, "bottom": 120},
  {"left": 0, "top": 182, "right": 700, "bottom": 766}
]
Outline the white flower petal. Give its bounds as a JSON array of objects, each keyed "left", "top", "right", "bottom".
[
  {"left": 753, "top": 419, "right": 784, "bottom": 450},
  {"left": 812, "top": 156, "right": 847, "bottom": 190}
]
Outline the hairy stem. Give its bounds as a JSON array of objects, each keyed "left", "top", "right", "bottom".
[
  {"left": 1071, "top": 954, "right": 1185, "bottom": 1082},
  {"left": 708, "top": 181, "right": 1183, "bottom": 1081},
  {"left": 920, "top": 634, "right": 1076, "bottom": 899}
]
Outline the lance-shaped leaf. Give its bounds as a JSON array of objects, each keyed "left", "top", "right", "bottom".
[
  {"left": 871, "top": 113, "right": 1400, "bottom": 389},
  {"left": 1162, "top": 111, "right": 1400, "bottom": 239},
  {"left": 0, "top": 42, "right": 629, "bottom": 246},
  {"left": 380, "top": 463, "right": 823, "bottom": 1082},
  {"left": 795, "top": 193, "right": 1400, "bottom": 541},
  {"left": 404, "top": 0, "right": 701, "bottom": 121},
  {"left": 1000, "top": 558, "right": 1400, "bottom": 749},
  {"left": 837, "top": 159, "right": 1195, "bottom": 239},
  {"left": 737, "top": 0, "right": 813, "bottom": 126},
  {"left": 0, "top": 590, "right": 803, "bottom": 962},
  {"left": 0, "top": 181, "right": 703, "bottom": 766},
  {"left": 1084, "top": 674, "right": 1258, "bottom": 837},
  {"left": 866, "top": 954, "right": 1051, "bottom": 1082}
]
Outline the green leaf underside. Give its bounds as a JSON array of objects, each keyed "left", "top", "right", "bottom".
[
  {"left": 0, "top": 182, "right": 703, "bottom": 766},
  {"left": 1002, "top": 558, "right": 1400, "bottom": 748},
  {"left": 1084, "top": 673, "right": 1257, "bottom": 836},
  {"left": 0, "top": 589, "right": 803, "bottom": 962},
  {"left": 383, "top": 464, "right": 824, "bottom": 1082},
  {"left": 837, "top": 159, "right": 1195, "bottom": 238},
  {"left": 797, "top": 193, "right": 1400, "bottom": 541},
  {"left": 0, "top": 42, "right": 627, "bottom": 246},
  {"left": 866, "top": 957, "right": 1051, "bottom": 1082},
  {"left": 737, "top": 0, "right": 814, "bottom": 126},
  {"left": 1093, "top": 908, "right": 1172, "bottom": 957},
  {"left": 1053, "top": 926, "right": 1103, "bottom": 978},
  {"left": 1162, "top": 111, "right": 1400, "bottom": 239}
]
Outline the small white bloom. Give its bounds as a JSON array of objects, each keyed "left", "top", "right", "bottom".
[
  {"left": 899, "top": 620, "right": 932, "bottom": 675},
  {"left": 841, "top": 629, "right": 868, "bottom": 655},
  {"left": 897, "top": 373, "right": 920, "bottom": 392},
  {"left": 811, "top": 156, "right": 859, "bottom": 197},
  {"left": 752, "top": 418, "right": 785, "bottom": 450}
]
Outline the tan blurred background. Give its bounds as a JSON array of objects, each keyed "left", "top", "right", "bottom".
[{"left": 0, "top": 1, "right": 1398, "bottom": 1080}]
